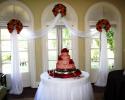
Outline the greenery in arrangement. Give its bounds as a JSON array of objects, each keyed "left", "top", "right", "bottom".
[
  {"left": 106, "top": 29, "right": 114, "bottom": 51},
  {"left": 95, "top": 28, "right": 114, "bottom": 50}
]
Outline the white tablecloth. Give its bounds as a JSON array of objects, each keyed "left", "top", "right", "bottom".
[{"left": 35, "top": 71, "right": 94, "bottom": 100}]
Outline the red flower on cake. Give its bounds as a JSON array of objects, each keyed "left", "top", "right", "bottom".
[
  {"left": 52, "top": 3, "right": 66, "bottom": 17},
  {"left": 96, "top": 19, "right": 111, "bottom": 32},
  {"left": 69, "top": 59, "right": 74, "bottom": 64},
  {"left": 58, "top": 55, "right": 62, "bottom": 60},
  {"left": 61, "top": 48, "right": 69, "bottom": 53},
  {"left": 7, "top": 19, "right": 23, "bottom": 34}
]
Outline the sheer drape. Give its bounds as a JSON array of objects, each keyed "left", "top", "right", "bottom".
[
  {"left": 20, "top": 13, "right": 92, "bottom": 40},
  {"left": 95, "top": 31, "right": 108, "bottom": 87},
  {"left": 9, "top": 30, "right": 23, "bottom": 94}
]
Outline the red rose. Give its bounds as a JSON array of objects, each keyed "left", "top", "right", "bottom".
[{"left": 69, "top": 59, "right": 74, "bottom": 64}]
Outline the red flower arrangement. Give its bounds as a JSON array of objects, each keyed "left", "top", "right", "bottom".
[
  {"left": 96, "top": 19, "right": 111, "bottom": 32},
  {"left": 7, "top": 19, "right": 23, "bottom": 34},
  {"left": 52, "top": 3, "right": 66, "bottom": 17}
]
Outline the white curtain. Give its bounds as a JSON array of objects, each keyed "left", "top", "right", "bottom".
[
  {"left": 95, "top": 31, "right": 108, "bottom": 87},
  {"left": 20, "top": 13, "right": 93, "bottom": 40},
  {"left": 9, "top": 30, "right": 23, "bottom": 94}
]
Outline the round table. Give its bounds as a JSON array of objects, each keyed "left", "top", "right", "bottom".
[{"left": 35, "top": 71, "right": 94, "bottom": 100}]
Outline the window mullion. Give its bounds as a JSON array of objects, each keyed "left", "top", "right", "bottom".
[
  {"left": 60, "top": 26, "right": 63, "bottom": 50},
  {"left": 57, "top": 25, "right": 62, "bottom": 55},
  {"left": 57, "top": 26, "right": 59, "bottom": 55},
  {"left": 0, "top": 29, "right": 2, "bottom": 70}
]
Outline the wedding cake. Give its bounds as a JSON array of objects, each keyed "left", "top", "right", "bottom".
[{"left": 48, "top": 48, "right": 81, "bottom": 78}]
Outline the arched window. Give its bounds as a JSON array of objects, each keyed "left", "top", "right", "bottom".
[
  {"left": 42, "top": 2, "right": 78, "bottom": 71},
  {"left": 85, "top": 2, "right": 122, "bottom": 82},
  {"left": 0, "top": 1, "right": 35, "bottom": 87}
]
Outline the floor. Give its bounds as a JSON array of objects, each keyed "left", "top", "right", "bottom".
[
  {"left": 93, "top": 85, "right": 105, "bottom": 100},
  {"left": 8, "top": 87, "right": 36, "bottom": 100}
]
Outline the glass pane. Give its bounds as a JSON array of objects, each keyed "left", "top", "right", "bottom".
[
  {"left": 48, "top": 29, "right": 57, "bottom": 39},
  {"left": 91, "top": 62, "right": 99, "bottom": 68},
  {"left": 108, "top": 59, "right": 114, "bottom": 69},
  {"left": 48, "top": 50, "right": 57, "bottom": 60},
  {"left": 18, "top": 28, "right": 29, "bottom": 40},
  {"left": 48, "top": 40, "right": 57, "bottom": 49},
  {"left": 69, "top": 50, "right": 72, "bottom": 58},
  {"left": 62, "top": 39, "right": 71, "bottom": 49},
  {"left": 90, "top": 28, "right": 100, "bottom": 38},
  {"left": 20, "top": 61, "right": 29, "bottom": 72},
  {"left": 19, "top": 52, "right": 29, "bottom": 72},
  {"left": 48, "top": 61, "right": 56, "bottom": 70},
  {"left": 91, "top": 49, "right": 99, "bottom": 61},
  {"left": 92, "top": 34, "right": 100, "bottom": 38},
  {"left": 1, "top": 29, "right": 10, "bottom": 40},
  {"left": 90, "top": 28, "right": 97, "bottom": 32},
  {"left": 91, "top": 39, "right": 100, "bottom": 48},
  {"left": 107, "top": 43, "right": 110, "bottom": 48},
  {"left": 1, "top": 41, "right": 11, "bottom": 51},
  {"left": 18, "top": 35, "right": 27, "bottom": 40},
  {"left": 2, "top": 63, "right": 11, "bottom": 74},
  {"left": 18, "top": 41, "right": 28, "bottom": 51},
  {"left": 62, "top": 28, "right": 71, "bottom": 39},
  {"left": 19, "top": 52, "right": 28, "bottom": 61},
  {"left": 2, "top": 52, "right": 11, "bottom": 63},
  {"left": 107, "top": 49, "right": 114, "bottom": 58}
]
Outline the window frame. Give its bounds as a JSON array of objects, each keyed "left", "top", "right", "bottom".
[
  {"left": 0, "top": 27, "right": 30, "bottom": 74},
  {"left": 89, "top": 25, "right": 115, "bottom": 69}
]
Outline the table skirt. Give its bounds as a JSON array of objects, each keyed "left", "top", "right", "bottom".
[{"left": 35, "top": 71, "right": 94, "bottom": 100}]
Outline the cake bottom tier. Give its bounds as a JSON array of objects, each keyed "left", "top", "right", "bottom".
[{"left": 48, "top": 69, "right": 81, "bottom": 78}]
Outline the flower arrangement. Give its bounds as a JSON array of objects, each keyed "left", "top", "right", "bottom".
[
  {"left": 96, "top": 19, "right": 111, "bottom": 32},
  {"left": 7, "top": 19, "right": 23, "bottom": 34},
  {"left": 52, "top": 3, "right": 66, "bottom": 17}
]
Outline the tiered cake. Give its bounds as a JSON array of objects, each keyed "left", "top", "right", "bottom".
[{"left": 48, "top": 48, "right": 81, "bottom": 78}]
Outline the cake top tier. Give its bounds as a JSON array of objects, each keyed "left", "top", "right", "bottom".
[{"left": 58, "top": 48, "right": 69, "bottom": 60}]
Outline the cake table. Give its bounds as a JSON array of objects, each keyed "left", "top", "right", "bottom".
[{"left": 34, "top": 71, "right": 94, "bottom": 100}]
